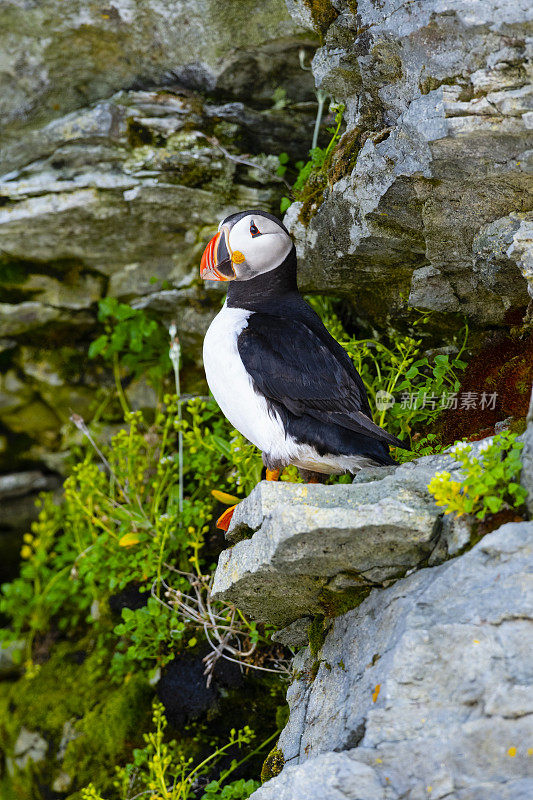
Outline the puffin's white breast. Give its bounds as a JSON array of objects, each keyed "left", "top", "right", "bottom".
[{"left": 203, "top": 303, "right": 288, "bottom": 457}]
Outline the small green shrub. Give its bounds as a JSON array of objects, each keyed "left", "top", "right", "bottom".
[
  {"left": 307, "top": 296, "right": 468, "bottom": 449},
  {"left": 81, "top": 701, "right": 261, "bottom": 800},
  {"left": 89, "top": 297, "right": 171, "bottom": 408},
  {"left": 428, "top": 430, "right": 528, "bottom": 519},
  {"left": 0, "top": 395, "right": 264, "bottom": 678},
  {"left": 202, "top": 779, "right": 260, "bottom": 799}
]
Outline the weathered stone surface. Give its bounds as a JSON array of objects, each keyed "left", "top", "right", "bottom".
[
  {"left": 271, "top": 616, "right": 312, "bottom": 649},
  {"left": 131, "top": 287, "right": 220, "bottom": 348},
  {"left": 474, "top": 213, "right": 533, "bottom": 305},
  {"left": 0, "top": 27, "right": 317, "bottom": 469},
  {"left": 252, "top": 751, "right": 384, "bottom": 800},
  {"left": 254, "top": 522, "right": 533, "bottom": 800},
  {"left": 284, "top": 0, "right": 533, "bottom": 326},
  {"left": 0, "top": 471, "right": 58, "bottom": 500},
  {"left": 0, "top": 641, "right": 23, "bottom": 679},
  {"left": 0, "top": 370, "right": 31, "bottom": 414},
  {"left": 8, "top": 273, "right": 105, "bottom": 310},
  {"left": 212, "top": 450, "right": 470, "bottom": 628},
  {"left": 7, "top": 727, "right": 48, "bottom": 774},
  {"left": 0, "top": 302, "right": 63, "bottom": 337},
  {"left": 0, "top": 0, "right": 313, "bottom": 165},
  {"left": 0, "top": 400, "right": 61, "bottom": 442}
]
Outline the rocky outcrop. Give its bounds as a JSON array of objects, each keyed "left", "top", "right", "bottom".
[
  {"left": 211, "top": 433, "right": 533, "bottom": 797},
  {"left": 283, "top": 0, "right": 533, "bottom": 326},
  {"left": 0, "top": 90, "right": 311, "bottom": 293},
  {"left": 212, "top": 450, "right": 472, "bottom": 631},
  {"left": 0, "top": 0, "right": 313, "bottom": 163},
  {"left": 250, "top": 521, "right": 533, "bottom": 800},
  {"left": 0, "top": 2, "right": 317, "bottom": 480}
]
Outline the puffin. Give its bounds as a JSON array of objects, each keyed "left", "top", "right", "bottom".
[{"left": 200, "top": 210, "right": 407, "bottom": 529}]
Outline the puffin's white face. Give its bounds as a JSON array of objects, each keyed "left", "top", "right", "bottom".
[{"left": 200, "top": 212, "right": 293, "bottom": 282}]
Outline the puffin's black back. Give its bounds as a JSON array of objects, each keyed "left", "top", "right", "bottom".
[{"left": 227, "top": 248, "right": 402, "bottom": 466}]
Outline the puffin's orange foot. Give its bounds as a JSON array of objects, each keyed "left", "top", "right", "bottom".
[
  {"left": 216, "top": 504, "right": 237, "bottom": 532},
  {"left": 266, "top": 468, "right": 280, "bottom": 481}
]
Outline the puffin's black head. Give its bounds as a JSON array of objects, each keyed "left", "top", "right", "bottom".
[{"left": 200, "top": 210, "right": 293, "bottom": 282}]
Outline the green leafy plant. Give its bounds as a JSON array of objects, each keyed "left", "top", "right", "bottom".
[
  {"left": 111, "top": 598, "right": 186, "bottom": 680},
  {"left": 201, "top": 778, "right": 260, "bottom": 800},
  {"left": 271, "top": 87, "right": 288, "bottom": 111},
  {"left": 81, "top": 701, "right": 265, "bottom": 800},
  {"left": 0, "top": 394, "right": 274, "bottom": 680},
  {"left": 307, "top": 296, "right": 468, "bottom": 448},
  {"left": 89, "top": 297, "right": 171, "bottom": 410},
  {"left": 428, "top": 430, "right": 528, "bottom": 519},
  {"left": 0, "top": 400, "right": 189, "bottom": 670}
]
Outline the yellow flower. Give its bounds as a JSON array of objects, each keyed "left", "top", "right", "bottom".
[{"left": 119, "top": 533, "right": 140, "bottom": 547}]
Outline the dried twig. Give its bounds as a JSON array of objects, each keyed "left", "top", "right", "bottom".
[{"left": 154, "top": 566, "right": 292, "bottom": 686}]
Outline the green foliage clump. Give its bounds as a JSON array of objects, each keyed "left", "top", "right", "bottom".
[
  {"left": 89, "top": 298, "right": 171, "bottom": 406},
  {"left": 428, "top": 430, "right": 528, "bottom": 520},
  {"left": 82, "top": 701, "right": 260, "bottom": 800},
  {"left": 0, "top": 395, "right": 263, "bottom": 679},
  {"left": 306, "top": 615, "right": 325, "bottom": 663},
  {"left": 307, "top": 296, "right": 468, "bottom": 452},
  {"left": 0, "top": 640, "right": 151, "bottom": 800}
]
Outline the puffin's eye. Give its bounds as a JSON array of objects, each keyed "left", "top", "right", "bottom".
[{"left": 250, "top": 220, "right": 261, "bottom": 238}]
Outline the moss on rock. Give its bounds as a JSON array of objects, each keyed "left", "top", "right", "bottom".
[
  {"left": 318, "top": 585, "right": 372, "bottom": 618},
  {"left": 260, "top": 745, "right": 285, "bottom": 783},
  {"left": 0, "top": 640, "right": 152, "bottom": 799},
  {"left": 303, "top": 0, "right": 339, "bottom": 36}
]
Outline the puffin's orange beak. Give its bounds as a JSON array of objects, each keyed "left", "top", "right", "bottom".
[{"left": 200, "top": 227, "right": 236, "bottom": 281}]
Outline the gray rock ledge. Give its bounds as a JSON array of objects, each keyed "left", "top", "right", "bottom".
[{"left": 212, "top": 451, "right": 467, "bottom": 629}]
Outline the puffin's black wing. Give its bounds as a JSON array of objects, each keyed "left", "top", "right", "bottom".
[{"left": 237, "top": 312, "right": 405, "bottom": 449}]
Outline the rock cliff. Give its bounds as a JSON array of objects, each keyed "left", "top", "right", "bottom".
[
  {"left": 251, "top": 520, "right": 533, "bottom": 799},
  {"left": 0, "top": 0, "right": 316, "bottom": 561},
  {"left": 210, "top": 426, "right": 533, "bottom": 799},
  {"left": 0, "top": 1, "right": 532, "bottom": 796},
  {"left": 1, "top": 0, "right": 532, "bottom": 556},
  {"left": 285, "top": 0, "right": 532, "bottom": 325}
]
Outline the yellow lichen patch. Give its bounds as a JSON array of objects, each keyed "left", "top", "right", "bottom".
[{"left": 508, "top": 746, "right": 517, "bottom": 757}]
